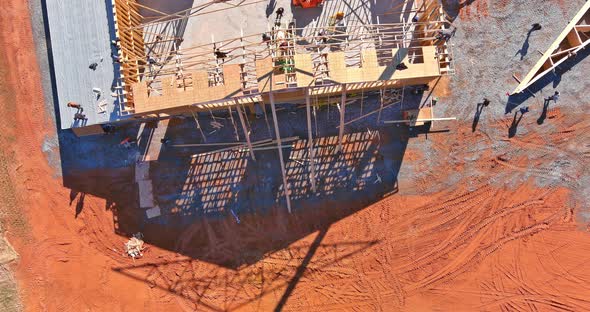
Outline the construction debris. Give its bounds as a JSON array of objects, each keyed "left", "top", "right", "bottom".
[{"left": 124, "top": 232, "right": 145, "bottom": 259}]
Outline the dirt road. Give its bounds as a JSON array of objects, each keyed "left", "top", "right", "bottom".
[{"left": 1, "top": 0, "right": 590, "bottom": 311}]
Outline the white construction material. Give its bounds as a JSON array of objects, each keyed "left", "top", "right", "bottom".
[
  {"left": 137, "top": 180, "right": 155, "bottom": 208},
  {"left": 135, "top": 162, "right": 150, "bottom": 182},
  {"left": 146, "top": 206, "right": 161, "bottom": 219}
]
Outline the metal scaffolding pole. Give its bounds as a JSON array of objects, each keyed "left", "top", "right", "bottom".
[
  {"left": 269, "top": 91, "right": 292, "bottom": 213},
  {"left": 234, "top": 99, "right": 256, "bottom": 161},
  {"left": 338, "top": 84, "right": 347, "bottom": 152},
  {"left": 305, "top": 88, "right": 317, "bottom": 193}
]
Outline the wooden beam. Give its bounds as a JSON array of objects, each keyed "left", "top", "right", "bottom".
[
  {"left": 189, "top": 138, "right": 274, "bottom": 157},
  {"left": 383, "top": 117, "right": 456, "bottom": 124},
  {"left": 339, "top": 100, "right": 400, "bottom": 127},
  {"left": 269, "top": 91, "right": 292, "bottom": 213},
  {"left": 228, "top": 106, "right": 240, "bottom": 141},
  {"left": 305, "top": 88, "right": 317, "bottom": 193},
  {"left": 173, "top": 142, "right": 243, "bottom": 147},
  {"left": 338, "top": 84, "right": 347, "bottom": 153},
  {"left": 190, "top": 109, "right": 207, "bottom": 142},
  {"left": 377, "top": 88, "right": 384, "bottom": 123},
  {"left": 234, "top": 99, "right": 256, "bottom": 161}
]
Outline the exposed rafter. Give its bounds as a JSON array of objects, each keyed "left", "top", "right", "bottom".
[{"left": 512, "top": 0, "right": 590, "bottom": 95}]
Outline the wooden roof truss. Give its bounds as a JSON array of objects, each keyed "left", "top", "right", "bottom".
[{"left": 512, "top": 1, "right": 590, "bottom": 95}]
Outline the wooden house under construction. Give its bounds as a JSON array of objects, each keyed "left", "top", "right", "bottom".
[{"left": 44, "top": 0, "right": 454, "bottom": 136}]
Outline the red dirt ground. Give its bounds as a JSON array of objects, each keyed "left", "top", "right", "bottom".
[{"left": 2, "top": 1, "right": 590, "bottom": 311}]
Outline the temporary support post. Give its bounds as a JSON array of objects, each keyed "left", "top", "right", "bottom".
[
  {"left": 377, "top": 88, "right": 384, "bottom": 123},
  {"left": 269, "top": 91, "right": 292, "bottom": 213},
  {"left": 383, "top": 117, "right": 457, "bottom": 124},
  {"left": 305, "top": 88, "right": 317, "bottom": 193},
  {"left": 360, "top": 88, "right": 364, "bottom": 116},
  {"left": 401, "top": 86, "right": 405, "bottom": 111},
  {"left": 190, "top": 109, "right": 207, "bottom": 142},
  {"left": 327, "top": 94, "right": 330, "bottom": 121},
  {"left": 208, "top": 108, "right": 217, "bottom": 122},
  {"left": 234, "top": 99, "right": 256, "bottom": 161},
  {"left": 261, "top": 102, "right": 272, "bottom": 137},
  {"left": 314, "top": 93, "right": 319, "bottom": 135},
  {"left": 430, "top": 93, "right": 435, "bottom": 128},
  {"left": 338, "top": 84, "right": 347, "bottom": 152},
  {"left": 228, "top": 106, "right": 240, "bottom": 141}
]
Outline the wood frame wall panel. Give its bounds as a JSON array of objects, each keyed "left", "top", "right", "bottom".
[
  {"left": 112, "top": 0, "right": 146, "bottom": 109},
  {"left": 122, "top": 0, "right": 447, "bottom": 118},
  {"left": 294, "top": 54, "right": 315, "bottom": 87},
  {"left": 130, "top": 74, "right": 438, "bottom": 118},
  {"left": 132, "top": 46, "right": 441, "bottom": 116},
  {"left": 133, "top": 66, "right": 245, "bottom": 114},
  {"left": 255, "top": 58, "right": 288, "bottom": 93}
]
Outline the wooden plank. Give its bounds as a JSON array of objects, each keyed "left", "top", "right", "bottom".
[
  {"left": 305, "top": 88, "right": 317, "bottom": 192},
  {"left": 338, "top": 84, "right": 347, "bottom": 152},
  {"left": 137, "top": 180, "right": 155, "bottom": 208},
  {"left": 294, "top": 54, "right": 315, "bottom": 87},
  {"left": 383, "top": 117, "right": 456, "bottom": 124},
  {"left": 269, "top": 91, "right": 292, "bottom": 213},
  {"left": 361, "top": 49, "right": 379, "bottom": 68},
  {"left": 235, "top": 99, "right": 256, "bottom": 161},
  {"left": 134, "top": 161, "right": 150, "bottom": 182},
  {"left": 71, "top": 124, "right": 106, "bottom": 136},
  {"left": 144, "top": 119, "right": 169, "bottom": 161}
]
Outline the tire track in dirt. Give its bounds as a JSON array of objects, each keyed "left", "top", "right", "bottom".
[
  {"left": 513, "top": 243, "right": 541, "bottom": 312},
  {"left": 398, "top": 198, "right": 545, "bottom": 274},
  {"left": 497, "top": 264, "right": 545, "bottom": 311},
  {"left": 396, "top": 185, "right": 493, "bottom": 224},
  {"left": 405, "top": 216, "right": 556, "bottom": 292},
  {"left": 533, "top": 235, "right": 590, "bottom": 293},
  {"left": 481, "top": 261, "right": 587, "bottom": 312},
  {"left": 493, "top": 158, "right": 579, "bottom": 187},
  {"left": 374, "top": 186, "right": 497, "bottom": 252},
  {"left": 480, "top": 294, "right": 577, "bottom": 312},
  {"left": 503, "top": 137, "right": 586, "bottom": 169}
]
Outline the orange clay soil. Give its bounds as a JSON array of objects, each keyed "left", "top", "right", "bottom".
[{"left": 2, "top": 1, "right": 590, "bottom": 311}]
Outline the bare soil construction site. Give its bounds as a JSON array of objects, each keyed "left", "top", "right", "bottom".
[{"left": 1, "top": 0, "right": 590, "bottom": 311}]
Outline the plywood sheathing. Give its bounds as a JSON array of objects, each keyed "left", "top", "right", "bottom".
[
  {"left": 131, "top": 46, "right": 440, "bottom": 116},
  {"left": 256, "top": 58, "right": 288, "bottom": 93},
  {"left": 294, "top": 54, "right": 315, "bottom": 87},
  {"left": 326, "top": 47, "right": 439, "bottom": 84},
  {"left": 133, "top": 64, "right": 244, "bottom": 113}
]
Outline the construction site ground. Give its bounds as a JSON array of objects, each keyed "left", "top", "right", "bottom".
[{"left": 1, "top": 0, "right": 590, "bottom": 311}]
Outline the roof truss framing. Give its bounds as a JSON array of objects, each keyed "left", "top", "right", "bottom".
[{"left": 512, "top": 1, "right": 590, "bottom": 95}]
